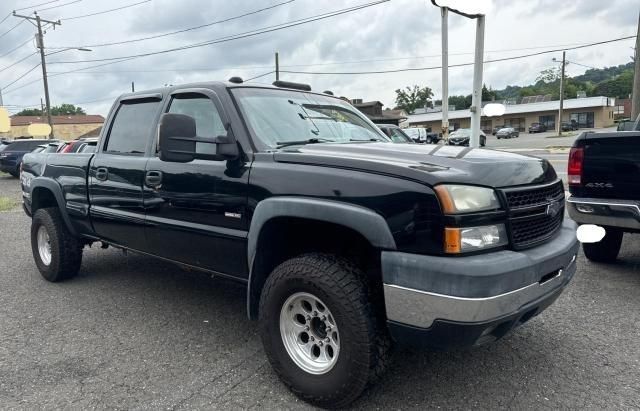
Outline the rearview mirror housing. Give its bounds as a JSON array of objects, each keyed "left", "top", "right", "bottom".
[
  {"left": 159, "top": 113, "right": 197, "bottom": 163},
  {"left": 158, "top": 113, "right": 239, "bottom": 162}
]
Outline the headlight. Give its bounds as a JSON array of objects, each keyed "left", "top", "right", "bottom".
[
  {"left": 444, "top": 224, "right": 508, "bottom": 253},
  {"left": 434, "top": 184, "right": 501, "bottom": 214}
]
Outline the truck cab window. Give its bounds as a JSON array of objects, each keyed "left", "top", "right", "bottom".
[
  {"left": 167, "top": 94, "right": 226, "bottom": 155},
  {"left": 105, "top": 100, "right": 160, "bottom": 154}
]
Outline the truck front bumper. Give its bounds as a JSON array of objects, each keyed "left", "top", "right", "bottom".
[
  {"left": 567, "top": 196, "right": 640, "bottom": 231},
  {"left": 381, "top": 219, "right": 579, "bottom": 349}
]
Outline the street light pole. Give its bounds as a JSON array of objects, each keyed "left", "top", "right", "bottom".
[
  {"left": 13, "top": 12, "right": 61, "bottom": 139},
  {"left": 557, "top": 51, "right": 566, "bottom": 136},
  {"left": 441, "top": 7, "right": 449, "bottom": 142},
  {"left": 36, "top": 14, "right": 54, "bottom": 139},
  {"left": 469, "top": 15, "right": 485, "bottom": 148}
]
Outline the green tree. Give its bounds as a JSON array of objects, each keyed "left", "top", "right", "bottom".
[
  {"left": 536, "top": 67, "right": 561, "bottom": 84},
  {"left": 14, "top": 104, "right": 86, "bottom": 116},
  {"left": 482, "top": 84, "right": 497, "bottom": 101},
  {"left": 13, "top": 108, "right": 43, "bottom": 116},
  {"left": 51, "top": 104, "right": 86, "bottom": 115},
  {"left": 394, "top": 85, "right": 434, "bottom": 114}
]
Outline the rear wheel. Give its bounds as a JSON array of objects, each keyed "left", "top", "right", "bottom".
[
  {"left": 259, "top": 253, "right": 390, "bottom": 408},
  {"left": 582, "top": 227, "right": 623, "bottom": 263},
  {"left": 31, "top": 208, "right": 83, "bottom": 281}
]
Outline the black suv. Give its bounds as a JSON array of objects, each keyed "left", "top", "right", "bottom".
[{"left": 20, "top": 80, "right": 579, "bottom": 408}]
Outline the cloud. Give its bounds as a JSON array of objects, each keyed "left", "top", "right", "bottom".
[{"left": 0, "top": 0, "right": 635, "bottom": 115}]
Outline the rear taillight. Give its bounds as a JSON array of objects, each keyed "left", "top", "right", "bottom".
[{"left": 568, "top": 147, "right": 584, "bottom": 185}]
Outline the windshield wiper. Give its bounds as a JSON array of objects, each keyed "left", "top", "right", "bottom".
[
  {"left": 276, "top": 138, "right": 335, "bottom": 148},
  {"left": 349, "top": 138, "right": 382, "bottom": 142}
]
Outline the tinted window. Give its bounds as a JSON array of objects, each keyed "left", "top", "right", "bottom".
[
  {"left": 168, "top": 94, "right": 226, "bottom": 155},
  {"left": 106, "top": 100, "right": 160, "bottom": 154}
]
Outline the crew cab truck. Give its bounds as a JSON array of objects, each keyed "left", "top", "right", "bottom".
[
  {"left": 567, "top": 130, "right": 640, "bottom": 262},
  {"left": 21, "top": 80, "right": 579, "bottom": 408}
]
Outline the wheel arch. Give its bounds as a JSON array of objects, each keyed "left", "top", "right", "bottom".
[
  {"left": 246, "top": 197, "right": 396, "bottom": 320},
  {"left": 30, "top": 179, "right": 77, "bottom": 236}
]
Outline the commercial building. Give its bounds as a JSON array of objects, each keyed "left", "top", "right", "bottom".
[
  {"left": 405, "top": 96, "right": 616, "bottom": 132},
  {"left": 6, "top": 115, "right": 105, "bottom": 140}
]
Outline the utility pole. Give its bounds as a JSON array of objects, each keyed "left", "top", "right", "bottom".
[
  {"left": 131, "top": 82, "right": 135, "bottom": 92},
  {"left": 40, "top": 98, "right": 45, "bottom": 114},
  {"left": 557, "top": 51, "right": 566, "bottom": 136},
  {"left": 631, "top": 11, "right": 640, "bottom": 120},
  {"left": 0, "top": 87, "right": 3, "bottom": 107},
  {"left": 469, "top": 15, "right": 485, "bottom": 148},
  {"left": 275, "top": 52, "right": 280, "bottom": 81},
  {"left": 440, "top": 7, "right": 449, "bottom": 143},
  {"left": 13, "top": 12, "right": 61, "bottom": 139}
]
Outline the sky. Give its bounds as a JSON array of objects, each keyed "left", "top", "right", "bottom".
[{"left": 0, "top": 0, "right": 637, "bottom": 116}]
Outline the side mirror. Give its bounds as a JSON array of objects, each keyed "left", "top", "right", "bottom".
[
  {"left": 158, "top": 113, "right": 240, "bottom": 163},
  {"left": 159, "top": 113, "right": 197, "bottom": 163}
]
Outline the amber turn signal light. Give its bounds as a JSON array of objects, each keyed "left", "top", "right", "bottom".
[{"left": 444, "top": 227, "right": 461, "bottom": 254}]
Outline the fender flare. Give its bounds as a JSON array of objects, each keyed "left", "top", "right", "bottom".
[
  {"left": 246, "top": 196, "right": 396, "bottom": 318},
  {"left": 29, "top": 178, "right": 77, "bottom": 236}
]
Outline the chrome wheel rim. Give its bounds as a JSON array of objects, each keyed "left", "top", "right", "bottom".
[
  {"left": 279, "top": 292, "right": 340, "bottom": 375},
  {"left": 37, "top": 225, "right": 52, "bottom": 266}
]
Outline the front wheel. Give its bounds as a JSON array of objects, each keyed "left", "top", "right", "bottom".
[
  {"left": 31, "top": 208, "right": 83, "bottom": 282},
  {"left": 259, "top": 253, "right": 390, "bottom": 408}
]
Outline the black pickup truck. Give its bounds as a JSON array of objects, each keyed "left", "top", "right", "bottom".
[
  {"left": 567, "top": 129, "right": 640, "bottom": 262},
  {"left": 21, "top": 80, "right": 579, "bottom": 408}
]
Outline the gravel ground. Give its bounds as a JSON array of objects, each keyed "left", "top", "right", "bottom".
[{"left": 1, "top": 175, "right": 639, "bottom": 409}]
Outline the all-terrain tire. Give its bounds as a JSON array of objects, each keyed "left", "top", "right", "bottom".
[
  {"left": 31, "top": 207, "right": 83, "bottom": 282},
  {"left": 582, "top": 226, "right": 623, "bottom": 263},
  {"left": 258, "top": 253, "right": 390, "bottom": 408}
]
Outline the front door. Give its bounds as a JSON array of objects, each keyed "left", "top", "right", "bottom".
[
  {"left": 89, "top": 97, "right": 161, "bottom": 251},
  {"left": 144, "top": 90, "right": 250, "bottom": 278}
]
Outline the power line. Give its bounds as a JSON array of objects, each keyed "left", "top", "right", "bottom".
[
  {"left": 36, "top": 0, "right": 82, "bottom": 13},
  {"left": 1, "top": 63, "right": 40, "bottom": 89},
  {"left": 280, "top": 35, "right": 637, "bottom": 75},
  {"left": 61, "top": 0, "right": 151, "bottom": 21},
  {"left": 0, "top": 20, "right": 26, "bottom": 40},
  {"left": 48, "top": 0, "right": 296, "bottom": 49},
  {"left": 15, "top": 0, "right": 61, "bottom": 12},
  {"left": 245, "top": 71, "right": 275, "bottom": 82},
  {"left": 47, "top": 0, "right": 390, "bottom": 65},
  {"left": 0, "top": 37, "right": 33, "bottom": 59},
  {"left": 0, "top": 52, "right": 38, "bottom": 74}
]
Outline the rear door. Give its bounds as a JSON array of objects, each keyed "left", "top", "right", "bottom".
[
  {"left": 143, "top": 89, "right": 250, "bottom": 278},
  {"left": 88, "top": 96, "right": 162, "bottom": 251},
  {"left": 583, "top": 133, "right": 640, "bottom": 200}
]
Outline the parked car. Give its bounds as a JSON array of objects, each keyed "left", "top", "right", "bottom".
[
  {"left": 404, "top": 127, "right": 440, "bottom": 144},
  {"left": 0, "top": 139, "right": 54, "bottom": 177},
  {"left": 616, "top": 119, "right": 636, "bottom": 131},
  {"left": 0, "top": 140, "right": 12, "bottom": 152},
  {"left": 79, "top": 141, "right": 98, "bottom": 153},
  {"left": 21, "top": 79, "right": 578, "bottom": 408},
  {"left": 567, "top": 129, "right": 639, "bottom": 262},
  {"left": 496, "top": 127, "right": 519, "bottom": 139},
  {"left": 492, "top": 125, "right": 506, "bottom": 135},
  {"left": 377, "top": 124, "right": 413, "bottom": 143},
  {"left": 561, "top": 121, "right": 578, "bottom": 131},
  {"left": 59, "top": 137, "right": 100, "bottom": 153},
  {"left": 528, "top": 122, "right": 547, "bottom": 133},
  {"left": 447, "top": 128, "right": 486, "bottom": 146}
]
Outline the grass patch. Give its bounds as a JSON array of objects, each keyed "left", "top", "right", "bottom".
[
  {"left": 0, "top": 196, "right": 18, "bottom": 212},
  {"left": 0, "top": 171, "right": 8, "bottom": 178}
]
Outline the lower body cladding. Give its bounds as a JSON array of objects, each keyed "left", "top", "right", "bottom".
[
  {"left": 567, "top": 196, "right": 640, "bottom": 231},
  {"left": 382, "top": 219, "right": 579, "bottom": 349}
]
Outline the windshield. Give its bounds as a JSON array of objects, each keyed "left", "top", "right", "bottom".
[
  {"left": 232, "top": 88, "right": 388, "bottom": 149},
  {"left": 451, "top": 129, "right": 470, "bottom": 137}
]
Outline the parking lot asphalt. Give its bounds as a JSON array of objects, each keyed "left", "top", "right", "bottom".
[{"left": 1, "top": 167, "right": 639, "bottom": 409}]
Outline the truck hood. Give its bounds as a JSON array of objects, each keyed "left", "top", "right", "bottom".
[{"left": 273, "top": 142, "right": 557, "bottom": 188}]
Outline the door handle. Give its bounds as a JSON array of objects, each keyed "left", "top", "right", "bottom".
[
  {"left": 145, "top": 170, "right": 163, "bottom": 188},
  {"left": 95, "top": 167, "right": 108, "bottom": 181}
]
